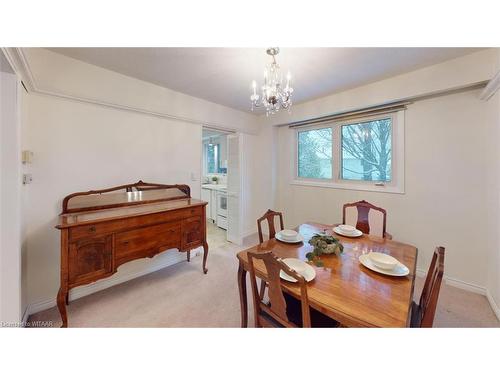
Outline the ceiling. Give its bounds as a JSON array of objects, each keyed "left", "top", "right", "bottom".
[{"left": 48, "top": 47, "right": 484, "bottom": 113}]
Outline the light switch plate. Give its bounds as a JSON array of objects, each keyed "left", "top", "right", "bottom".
[{"left": 23, "top": 174, "right": 32, "bottom": 184}]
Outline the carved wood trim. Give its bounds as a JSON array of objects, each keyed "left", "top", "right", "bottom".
[{"left": 62, "top": 180, "right": 191, "bottom": 214}]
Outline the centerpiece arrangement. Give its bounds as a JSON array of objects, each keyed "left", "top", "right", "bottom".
[{"left": 306, "top": 233, "right": 344, "bottom": 267}]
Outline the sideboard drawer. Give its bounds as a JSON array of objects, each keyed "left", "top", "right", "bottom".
[
  {"left": 69, "top": 206, "right": 203, "bottom": 241},
  {"left": 115, "top": 222, "right": 181, "bottom": 264}
]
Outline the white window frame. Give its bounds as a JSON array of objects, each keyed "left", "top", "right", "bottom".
[{"left": 292, "top": 110, "right": 405, "bottom": 194}]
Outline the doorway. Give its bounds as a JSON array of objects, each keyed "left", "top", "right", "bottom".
[{"left": 201, "top": 127, "right": 241, "bottom": 248}]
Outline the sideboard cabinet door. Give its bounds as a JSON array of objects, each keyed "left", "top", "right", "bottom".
[
  {"left": 181, "top": 216, "right": 203, "bottom": 249},
  {"left": 68, "top": 235, "right": 113, "bottom": 287}
]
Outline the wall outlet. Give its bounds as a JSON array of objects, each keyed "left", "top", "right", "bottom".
[
  {"left": 190, "top": 172, "right": 198, "bottom": 181},
  {"left": 23, "top": 174, "right": 33, "bottom": 185}
]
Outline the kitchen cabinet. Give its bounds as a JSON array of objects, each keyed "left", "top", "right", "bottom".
[
  {"left": 201, "top": 188, "right": 211, "bottom": 220},
  {"left": 202, "top": 187, "right": 218, "bottom": 222}
]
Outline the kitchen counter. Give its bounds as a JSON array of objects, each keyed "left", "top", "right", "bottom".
[{"left": 202, "top": 184, "right": 227, "bottom": 191}]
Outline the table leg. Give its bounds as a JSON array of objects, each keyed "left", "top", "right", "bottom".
[{"left": 237, "top": 259, "right": 248, "bottom": 328}]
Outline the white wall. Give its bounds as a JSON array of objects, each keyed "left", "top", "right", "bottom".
[
  {"left": 240, "top": 125, "right": 278, "bottom": 237},
  {"left": 275, "top": 88, "right": 497, "bottom": 291},
  {"left": 0, "top": 65, "right": 22, "bottom": 323}
]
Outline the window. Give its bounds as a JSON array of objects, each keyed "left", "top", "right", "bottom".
[
  {"left": 341, "top": 118, "right": 392, "bottom": 182},
  {"left": 297, "top": 127, "right": 332, "bottom": 179},
  {"left": 293, "top": 111, "right": 404, "bottom": 193},
  {"left": 205, "top": 143, "right": 220, "bottom": 174}
]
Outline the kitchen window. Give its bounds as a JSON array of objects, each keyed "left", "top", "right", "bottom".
[
  {"left": 205, "top": 143, "right": 220, "bottom": 174},
  {"left": 293, "top": 111, "right": 404, "bottom": 193}
]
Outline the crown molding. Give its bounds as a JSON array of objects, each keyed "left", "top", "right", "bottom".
[
  {"left": 2, "top": 48, "right": 254, "bottom": 133},
  {"left": 1, "top": 47, "right": 36, "bottom": 90},
  {"left": 479, "top": 70, "right": 500, "bottom": 101}
]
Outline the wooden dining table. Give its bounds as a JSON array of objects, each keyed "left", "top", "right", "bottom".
[{"left": 237, "top": 222, "right": 418, "bottom": 328}]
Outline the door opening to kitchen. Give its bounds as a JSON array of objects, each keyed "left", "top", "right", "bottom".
[{"left": 201, "top": 127, "right": 241, "bottom": 249}]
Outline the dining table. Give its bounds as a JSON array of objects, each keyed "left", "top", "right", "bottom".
[{"left": 236, "top": 222, "right": 418, "bottom": 328}]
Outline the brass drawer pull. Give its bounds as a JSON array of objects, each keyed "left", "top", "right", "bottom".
[{"left": 89, "top": 226, "right": 96, "bottom": 232}]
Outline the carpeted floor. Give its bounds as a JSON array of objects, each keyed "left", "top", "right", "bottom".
[{"left": 29, "top": 223, "right": 499, "bottom": 328}]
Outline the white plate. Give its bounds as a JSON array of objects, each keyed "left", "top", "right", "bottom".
[
  {"left": 333, "top": 226, "right": 363, "bottom": 238},
  {"left": 275, "top": 232, "right": 304, "bottom": 243},
  {"left": 279, "top": 229, "right": 298, "bottom": 240},
  {"left": 359, "top": 254, "right": 410, "bottom": 277},
  {"left": 279, "top": 258, "right": 316, "bottom": 282}
]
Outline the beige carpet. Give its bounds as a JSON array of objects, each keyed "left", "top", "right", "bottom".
[{"left": 29, "top": 223, "right": 499, "bottom": 328}]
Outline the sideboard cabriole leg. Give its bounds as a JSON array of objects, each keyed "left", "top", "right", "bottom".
[
  {"left": 202, "top": 241, "right": 209, "bottom": 274},
  {"left": 58, "top": 229, "right": 69, "bottom": 328},
  {"left": 57, "top": 287, "right": 68, "bottom": 328},
  {"left": 187, "top": 250, "right": 191, "bottom": 262}
]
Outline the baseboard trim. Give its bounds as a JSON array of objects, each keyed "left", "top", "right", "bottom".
[
  {"left": 417, "top": 267, "right": 499, "bottom": 322},
  {"left": 486, "top": 290, "right": 500, "bottom": 322},
  {"left": 416, "top": 268, "right": 487, "bottom": 295},
  {"left": 21, "top": 305, "right": 30, "bottom": 326},
  {"left": 25, "top": 248, "right": 201, "bottom": 319}
]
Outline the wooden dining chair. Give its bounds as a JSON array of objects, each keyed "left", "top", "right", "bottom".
[
  {"left": 411, "top": 246, "right": 445, "bottom": 328},
  {"left": 256, "top": 209, "right": 285, "bottom": 300},
  {"left": 343, "top": 200, "right": 392, "bottom": 239},
  {"left": 257, "top": 209, "right": 284, "bottom": 244},
  {"left": 247, "top": 251, "right": 339, "bottom": 328}
]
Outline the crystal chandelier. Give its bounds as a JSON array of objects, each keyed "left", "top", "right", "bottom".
[{"left": 250, "top": 47, "right": 293, "bottom": 115}]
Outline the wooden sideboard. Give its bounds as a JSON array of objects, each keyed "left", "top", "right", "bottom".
[{"left": 55, "top": 181, "right": 208, "bottom": 327}]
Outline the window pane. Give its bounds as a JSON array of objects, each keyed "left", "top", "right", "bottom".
[
  {"left": 341, "top": 118, "right": 392, "bottom": 181},
  {"left": 206, "top": 143, "right": 219, "bottom": 174},
  {"left": 297, "top": 128, "right": 332, "bottom": 179}
]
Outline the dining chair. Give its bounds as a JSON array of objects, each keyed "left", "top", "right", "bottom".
[
  {"left": 256, "top": 209, "right": 285, "bottom": 300},
  {"left": 411, "top": 246, "right": 445, "bottom": 328},
  {"left": 247, "top": 251, "right": 339, "bottom": 328},
  {"left": 343, "top": 200, "right": 392, "bottom": 239},
  {"left": 257, "top": 209, "right": 284, "bottom": 244}
]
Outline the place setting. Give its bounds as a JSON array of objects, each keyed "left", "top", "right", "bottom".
[
  {"left": 275, "top": 229, "right": 304, "bottom": 244},
  {"left": 332, "top": 224, "right": 363, "bottom": 238},
  {"left": 358, "top": 251, "right": 410, "bottom": 277},
  {"left": 279, "top": 258, "right": 316, "bottom": 283}
]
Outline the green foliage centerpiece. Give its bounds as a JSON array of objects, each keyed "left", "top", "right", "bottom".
[{"left": 306, "top": 233, "right": 344, "bottom": 267}]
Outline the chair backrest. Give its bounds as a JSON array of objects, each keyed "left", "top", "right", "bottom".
[
  {"left": 343, "top": 200, "right": 387, "bottom": 237},
  {"left": 257, "top": 209, "right": 284, "bottom": 244},
  {"left": 247, "top": 251, "right": 311, "bottom": 328},
  {"left": 418, "top": 246, "right": 445, "bottom": 327}
]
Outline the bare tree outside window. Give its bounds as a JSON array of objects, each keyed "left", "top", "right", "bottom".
[
  {"left": 341, "top": 118, "right": 392, "bottom": 181},
  {"left": 297, "top": 128, "right": 332, "bottom": 179}
]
